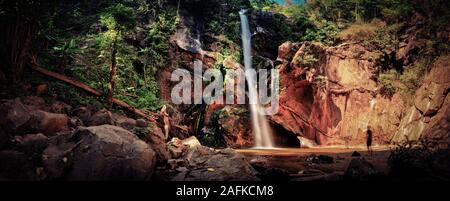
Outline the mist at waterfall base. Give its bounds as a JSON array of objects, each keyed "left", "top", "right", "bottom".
[{"left": 239, "top": 10, "right": 275, "bottom": 149}]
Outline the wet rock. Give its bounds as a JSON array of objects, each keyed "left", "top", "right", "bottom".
[
  {"left": 345, "top": 158, "right": 382, "bottom": 181},
  {"left": 43, "top": 125, "right": 156, "bottom": 181},
  {"left": 298, "top": 136, "right": 317, "bottom": 148}
]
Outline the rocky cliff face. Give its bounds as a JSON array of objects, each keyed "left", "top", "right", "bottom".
[
  {"left": 392, "top": 56, "right": 450, "bottom": 148},
  {"left": 270, "top": 41, "right": 406, "bottom": 146}
]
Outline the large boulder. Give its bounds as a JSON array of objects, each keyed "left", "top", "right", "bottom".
[
  {"left": 0, "top": 98, "right": 69, "bottom": 140},
  {"left": 87, "top": 109, "right": 114, "bottom": 126},
  {"left": 113, "top": 114, "right": 137, "bottom": 131},
  {"left": 0, "top": 150, "right": 36, "bottom": 180},
  {"left": 0, "top": 98, "right": 33, "bottom": 144},
  {"left": 170, "top": 143, "right": 260, "bottom": 181},
  {"left": 345, "top": 158, "right": 382, "bottom": 181},
  {"left": 43, "top": 125, "right": 156, "bottom": 181},
  {"left": 87, "top": 109, "right": 138, "bottom": 131},
  {"left": 33, "top": 110, "right": 68, "bottom": 136},
  {"left": 14, "top": 133, "right": 49, "bottom": 157}
]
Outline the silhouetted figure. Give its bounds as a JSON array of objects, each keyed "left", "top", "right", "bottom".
[
  {"left": 366, "top": 125, "right": 373, "bottom": 156},
  {"left": 160, "top": 105, "right": 170, "bottom": 141}
]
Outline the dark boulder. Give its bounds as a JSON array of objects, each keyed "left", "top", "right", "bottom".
[
  {"left": 33, "top": 110, "right": 69, "bottom": 136},
  {"left": 351, "top": 151, "right": 361, "bottom": 157},
  {"left": 345, "top": 158, "right": 382, "bottom": 181},
  {"left": 87, "top": 109, "right": 114, "bottom": 126},
  {"left": 0, "top": 150, "right": 36, "bottom": 180},
  {"left": 14, "top": 133, "right": 49, "bottom": 156},
  {"left": 43, "top": 125, "right": 156, "bottom": 181},
  {"left": 172, "top": 145, "right": 260, "bottom": 181}
]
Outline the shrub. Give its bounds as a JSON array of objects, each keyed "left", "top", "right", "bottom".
[
  {"left": 337, "top": 22, "right": 379, "bottom": 42},
  {"left": 389, "top": 140, "right": 450, "bottom": 181},
  {"left": 378, "top": 69, "right": 398, "bottom": 98}
]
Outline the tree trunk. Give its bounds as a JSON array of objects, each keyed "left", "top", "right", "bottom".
[
  {"left": 29, "top": 59, "right": 156, "bottom": 122},
  {"left": 107, "top": 37, "right": 118, "bottom": 104}
]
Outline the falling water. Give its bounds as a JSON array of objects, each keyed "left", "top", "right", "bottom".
[{"left": 239, "top": 10, "right": 274, "bottom": 148}]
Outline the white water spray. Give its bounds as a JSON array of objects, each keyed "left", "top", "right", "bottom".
[{"left": 239, "top": 10, "right": 274, "bottom": 148}]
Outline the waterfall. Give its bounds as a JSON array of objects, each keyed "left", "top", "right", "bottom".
[{"left": 239, "top": 10, "right": 274, "bottom": 148}]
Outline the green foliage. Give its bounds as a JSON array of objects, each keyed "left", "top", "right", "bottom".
[
  {"left": 399, "top": 58, "right": 433, "bottom": 91},
  {"left": 132, "top": 126, "right": 152, "bottom": 139},
  {"left": 143, "top": 7, "right": 180, "bottom": 73},
  {"left": 337, "top": 21, "right": 379, "bottom": 41},
  {"left": 100, "top": 3, "right": 136, "bottom": 32},
  {"left": 251, "top": 0, "right": 277, "bottom": 11},
  {"left": 301, "top": 20, "right": 339, "bottom": 45},
  {"left": 378, "top": 57, "right": 434, "bottom": 103},
  {"left": 389, "top": 140, "right": 450, "bottom": 181},
  {"left": 293, "top": 46, "right": 318, "bottom": 67},
  {"left": 203, "top": 0, "right": 251, "bottom": 44},
  {"left": 52, "top": 39, "right": 80, "bottom": 55},
  {"left": 273, "top": 3, "right": 340, "bottom": 45},
  {"left": 198, "top": 129, "right": 226, "bottom": 148},
  {"left": 365, "top": 23, "right": 401, "bottom": 52},
  {"left": 378, "top": 69, "right": 398, "bottom": 98}
]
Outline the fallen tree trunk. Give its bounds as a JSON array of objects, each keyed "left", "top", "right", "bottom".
[
  {"left": 30, "top": 63, "right": 103, "bottom": 96},
  {"left": 30, "top": 58, "right": 156, "bottom": 122}
]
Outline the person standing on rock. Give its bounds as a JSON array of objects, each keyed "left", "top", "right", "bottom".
[
  {"left": 160, "top": 105, "right": 170, "bottom": 141},
  {"left": 366, "top": 125, "right": 373, "bottom": 156}
]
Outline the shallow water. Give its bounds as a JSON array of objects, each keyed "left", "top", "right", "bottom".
[{"left": 236, "top": 146, "right": 391, "bottom": 156}]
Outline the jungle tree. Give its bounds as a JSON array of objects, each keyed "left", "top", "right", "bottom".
[{"left": 98, "top": 3, "right": 136, "bottom": 104}]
